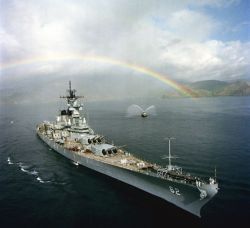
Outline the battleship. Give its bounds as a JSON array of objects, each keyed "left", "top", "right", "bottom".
[{"left": 36, "top": 81, "right": 219, "bottom": 217}]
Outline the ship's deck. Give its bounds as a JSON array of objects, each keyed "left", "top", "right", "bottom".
[
  {"left": 37, "top": 123, "right": 156, "bottom": 173},
  {"left": 37, "top": 125, "right": 208, "bottom": 186},
  {"left": 73, "top": 149, "right": 155, "bottom": 172}
]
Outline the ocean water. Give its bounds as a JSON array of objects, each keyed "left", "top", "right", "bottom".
[{"left": 0, "top": 96, "right": 250, "bottom": 227}]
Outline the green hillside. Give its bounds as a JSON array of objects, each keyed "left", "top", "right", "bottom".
[
  {"left": 162, "top": 80, "right": 250, "bottom": 98},
  {"left": 189, "top": 80, "right": 250, "bottom": 97}
]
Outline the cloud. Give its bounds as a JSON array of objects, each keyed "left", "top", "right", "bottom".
[
  {"left": 0, "top": 28, "right": 21, "bottom": 61},
  {"left": 167, "top": 9, "right": 218, "bottom": 41},
  {"left": 160, "top": 39, "right": 250, "bottom": 80},
  {"left": 192, "top": 0, "right": 240, "bottom": 8},
  {"left": 0, "top": 0, "right": 249, "bottom": 86}
]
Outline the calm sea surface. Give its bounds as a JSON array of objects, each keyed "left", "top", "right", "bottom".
[{"left": 0, "top": 96, "right": 249, "bottom": 227}]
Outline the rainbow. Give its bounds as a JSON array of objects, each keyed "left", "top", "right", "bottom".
[{"left": 0, "top": 54, "right": 197, "bottom": 97}]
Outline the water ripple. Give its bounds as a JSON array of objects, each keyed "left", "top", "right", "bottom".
[{"left": 7, "top": 157, "right": 65, "bottom": 185}]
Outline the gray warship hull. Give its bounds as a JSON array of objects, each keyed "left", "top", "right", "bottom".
[{"left": 37, "top": 131, "right": 215, "bottom": 217}]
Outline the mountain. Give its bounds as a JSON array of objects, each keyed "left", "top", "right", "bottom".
[
  {"left": 161, "top": 80, "right": 250, "bottom": 98},
  {"left": 190, "top": 80, "right": 250, "bottom": 97},
  {"left": 189, "top": 80, "right": 229, "bottom": 95},
  {"left": 216, "top": 81, "right": 250, "bottom": 96}
]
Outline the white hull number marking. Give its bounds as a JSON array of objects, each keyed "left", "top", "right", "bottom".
[{"left": 169, "top": 186, "right": 181, "bottom": 196}]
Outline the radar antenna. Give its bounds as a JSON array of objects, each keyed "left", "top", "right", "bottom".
[{"left": 60, "top": 81, "right": 84, "bottom": 100}]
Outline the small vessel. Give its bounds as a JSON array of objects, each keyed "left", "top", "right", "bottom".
[
  {"left": 36, "top": 81, "right": 218, "bottom": 217},
  {"left": 73, "top": 161, "right": 79, "bottom": 166},
  {"left": 127, "top": 104, "right": 156, "bottom": 118}
]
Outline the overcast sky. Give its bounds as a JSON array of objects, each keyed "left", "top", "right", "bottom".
[{"left": 0, "top": 0, "right": 249, "bottom": 84}]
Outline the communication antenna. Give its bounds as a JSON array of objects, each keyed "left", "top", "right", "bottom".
[
  {"left": 60, "top": 81, "right": 84, "bottom": 100},
  {"left": 162, "top": 137, "right": 177, "bottom": 170}
]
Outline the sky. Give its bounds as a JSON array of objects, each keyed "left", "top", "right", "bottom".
[{"left": 0, "top": 0, "right": 249, "bottom": 98}]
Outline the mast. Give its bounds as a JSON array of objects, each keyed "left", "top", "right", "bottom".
[
  {"left": 60, "top": 81, "right": 84, "bottom": 101},
  {"left": 69, "top": 80, "right": 71, "bottom": 93},
  {"left": 68, "top": 80, "right": 73, "bottom": 98},
  {"left": 163, "top": 137, "right": 176, "bottom": 170}
]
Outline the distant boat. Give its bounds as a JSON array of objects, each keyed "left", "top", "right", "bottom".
[{"left": 127, "top": 104, "right": 156, "bottom": 118}]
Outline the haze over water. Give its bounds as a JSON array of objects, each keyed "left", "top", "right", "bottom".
[{"left": 0, "top": 96, "right": 249, "bottom": 227}]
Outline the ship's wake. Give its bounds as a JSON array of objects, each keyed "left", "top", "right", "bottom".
[
  {"left": 36, "top": 177, "right": 51, "bottom": 183},
  {"left": 7, "top": 157, "right": 65, "bottom": 185},
  {"left": 7, "top": 157, "right": 14, "bottom": 165},
  {"left": 18, "top": 162, "right": 51, "bottom": 183}
]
